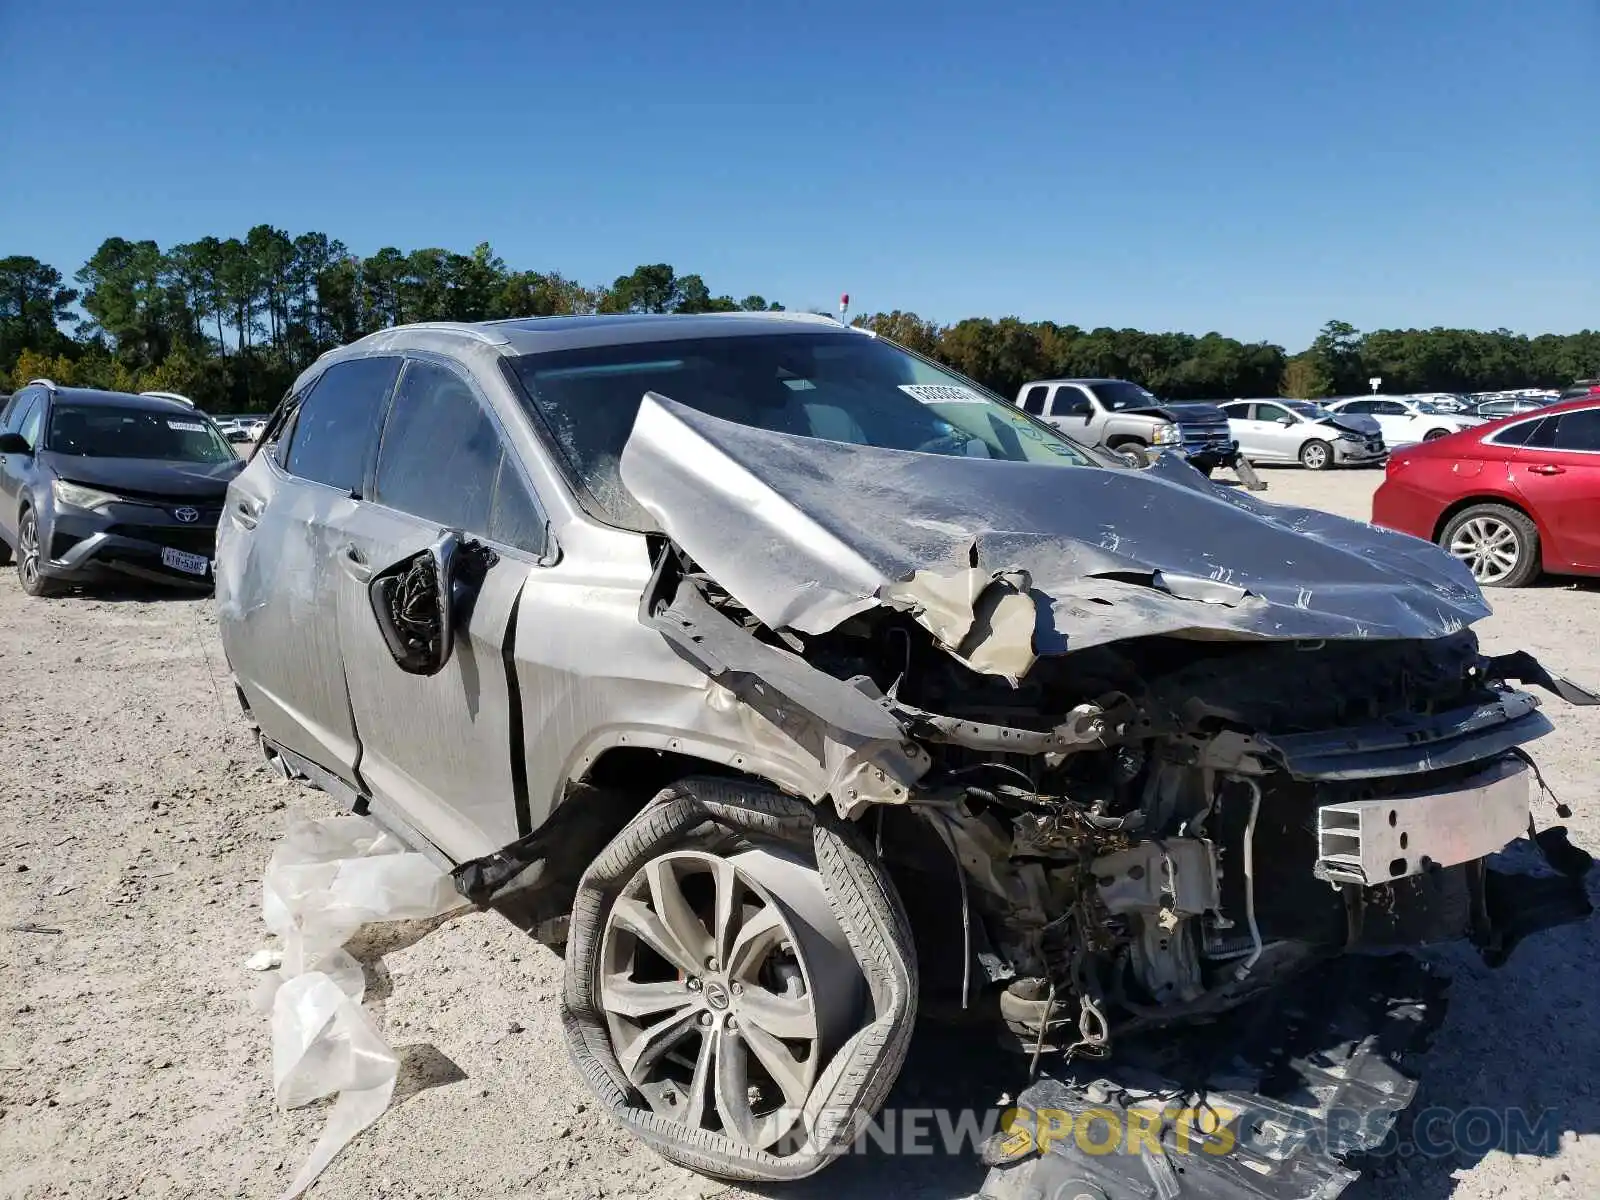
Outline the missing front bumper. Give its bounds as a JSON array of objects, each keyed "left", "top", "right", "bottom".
[
  {"left": 1317, "top": 757, "right": 1531, "bottom": 886},
  {"left": 978, "top": 955, "right": 1449, "bottom": 1200}
]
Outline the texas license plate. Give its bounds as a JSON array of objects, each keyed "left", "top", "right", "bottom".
[{"left": 161, "top": 547, "right": 210, "bottom": 576}]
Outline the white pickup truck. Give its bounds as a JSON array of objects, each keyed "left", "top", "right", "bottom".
[{"left": 1014, "top": 377, "right": 1261, "bottom": 486}]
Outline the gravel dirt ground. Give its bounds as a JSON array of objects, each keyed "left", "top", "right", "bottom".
[{"left": 2, "top": 464, "right": 1597, "bottom": 1200}]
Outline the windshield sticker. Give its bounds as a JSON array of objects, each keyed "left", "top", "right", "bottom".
[
  {"left": 899, "top": 383, "right": 987, "bottom": 405},
  {"left": 166, "top": 420, "right": 206, "bottom": 432}
]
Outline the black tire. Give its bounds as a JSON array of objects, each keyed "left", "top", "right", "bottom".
[
  {"left": 1438, "top": 503, "right": 1541, "bottom": 588},
  {"left": 1423, "top": 428, "right": 1451, "bottom": 442},
  {"left": 0, "top": 536, "right": 11, "bottom": 567},
  {"left": 561, "top": 777, "right": 916, "bottom": 1182},
  {"left": 15, "top": 509, "right": 62, "bottom": 597},
  {"left": 1110, "top": 438, "right": 1149, "bottom": 466},
  {"left": 1298, "top": 439, "right": 1333, "bottom": 470}
]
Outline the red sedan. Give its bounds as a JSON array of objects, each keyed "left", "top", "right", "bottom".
[{"left": 1372, "top": 396, "right": 1600, "bottom": 587}]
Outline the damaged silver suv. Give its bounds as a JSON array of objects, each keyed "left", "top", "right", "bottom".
[{"left": 217, "top": 313, "right": 1595, "bottom": 1198}]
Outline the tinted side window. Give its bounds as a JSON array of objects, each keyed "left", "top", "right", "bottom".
[
  {"left": 375, "top": 360, "right": 546, "bottom": 554},
  {"left": 283, "top": 357, "right": 401, "bottom": 494},
  {"left": 1551, "top": 409, "right": 1600, "bottom": 452},
  {"left": 1021, "top": 385, "right": 1048, "bottom": 415},
  {"left": 1491, "top": 418, "right": 1543, "bottom": 447},
  {"left": 1050, "top": 387, "right": 1091, "bottom": 417},
  {"left": 1374, "top": 401, "right": 1407, "bottom": 415},
  {"left": 1340, "top": 401, "right": 1371, "bottom": 414},
  {"left": 1255, "top": 403, "right": 1290, "bottom": 422},
  {"left": 2, "top": 392, "right": 38, "bottom": 437},
  {"left": 18, "top": 398, "right": 45, "bottom": 448}
]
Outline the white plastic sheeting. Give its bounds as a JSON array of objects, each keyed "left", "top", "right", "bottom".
[{"left": 255, "top": 815, "right": 464, "bottom": 1198}]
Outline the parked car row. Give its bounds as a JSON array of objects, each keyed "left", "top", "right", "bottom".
[{"left": 0, "top": 318, "right": 1596, "bottom": 1200}]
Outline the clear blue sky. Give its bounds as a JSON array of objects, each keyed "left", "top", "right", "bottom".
[{"left": 2, "top": 0, "right": 1594, "bottom": 349}]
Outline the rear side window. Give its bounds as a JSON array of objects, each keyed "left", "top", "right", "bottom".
[
  {"left": 1551, "top": 409, "right": 1600, "bottom": 452},
  {"left": 3, "top": 392, "right": 39, "bottom": 438},
  {"left": 0, "top": 391, "right": 26, "bottom": 433},
  {"left": 1020, "top": 385, "right": 1048, "bottom": 415},
  {"left": 1490, "top": 417, "right": 1548, "bottom": 447},
  {"left": 18, "top": 397, "right": 45, "bottom": 448},
  {"left": 282, "top": 357, "right": 401, "bottom": 494},
  {"left": 374, "top": 360, "right": 546, "bottom": 555}
]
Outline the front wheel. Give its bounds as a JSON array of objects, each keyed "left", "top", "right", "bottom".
[
  {"left": 1440, "top": 504, "right": 1541, "bottom": 587},
  {"left": 1298, "top": 439, "right": 1333, "bottom": 470},
  {"left": 16, "top": 510, "right": 61, "bottom": 597},
  {"left": 562, "top": 778, "right": 916, "bottom": 1182},
  {"left": 1111, "top": 439, "right": 1149, "bottom": 467}
]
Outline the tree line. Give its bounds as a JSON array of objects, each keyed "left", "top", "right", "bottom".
[{"left": 2, "top": 230, "right": 1595, "bottom": 411}]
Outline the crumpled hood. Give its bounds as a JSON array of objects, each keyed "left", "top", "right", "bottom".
[
  {"left": 44, "top": 453, "right": 242, "bottom": 499},
  {"left": 1123, "top": 402, "right": 1228, "bottom": 424},
  {"left": 619, "top": 394, "right": 1489, "bottom": 679},
  {"left": 1319, "top": 413, "right": 1382, "bottom": 437}
]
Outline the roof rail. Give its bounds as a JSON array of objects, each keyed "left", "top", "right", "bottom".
[
  {"left": 139, "top": 390, "right": 196, "bottom": 407},
  {"left": 27, "top": 378, "right": 58, "bottom": 390},
  {"left": 360, "top": 321, "right": 511, "bottom": 347}
]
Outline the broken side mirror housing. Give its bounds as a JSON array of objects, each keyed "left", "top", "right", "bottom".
[
  {"left": 0, "top": 432, "right": 31, "bottom": 454},
  {"left": 367, "top": 532, "right": 498, "bottom": 676}
]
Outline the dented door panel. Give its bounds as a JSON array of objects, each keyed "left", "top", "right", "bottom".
[
  {"left": 216, "top": 460, "right": 363, "bottom": 782},
  {"left": 334, "top": 500, "right": 530, "bottom": 861}
]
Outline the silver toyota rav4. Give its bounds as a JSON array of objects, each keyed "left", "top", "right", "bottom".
[{"left": 217, "top": 313, "right": 1594, "bottom": 1198}]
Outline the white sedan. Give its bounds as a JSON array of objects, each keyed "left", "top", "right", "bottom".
[
  {"left": 1218, "top": 399, "right": 1387, "bottom": 470},
  {"left": 1324, "top": 396, "right": 1485, "bottom": 448}
]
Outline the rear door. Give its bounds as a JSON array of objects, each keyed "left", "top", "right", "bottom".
[
  {"left": 331, "top": 355, "right": 552, "bottom": 862},
  {"left": 0, "top": 390, "right": 41, "bottom": 538},
  {"left": 1513, "top": 407, "right": 1600, "bottom": 571},
  {"left": 221, "top": 356, "right": 401, "bottom": 783},
  {"left": 1219, "top": 401, "right": 1257, "bottom": 456},
  {"left": 1248, "top": 401, "right": 1300, "bottom": 460}
]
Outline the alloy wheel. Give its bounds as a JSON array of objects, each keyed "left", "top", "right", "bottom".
[
  {"left": 1300, "top": 441, "right": 1330, "bottom": 470},
  {"left": 18, "top": 512, "right": 41, "bottom": 588},
  {"left": 598, "top": 848, "right": 860, "bottom": 1151},
  {"left": 1448, "top": 515, "right": 1521, "bottom": 583}
]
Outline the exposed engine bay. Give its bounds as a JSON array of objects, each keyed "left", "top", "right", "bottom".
[
  {"left": 647, "top": 547, "right": 1595, "bottom": 1063},
  {"left": 617, "top": 394, "right": 1596, "bottom": 1070}
]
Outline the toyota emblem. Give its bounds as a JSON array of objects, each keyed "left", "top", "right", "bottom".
[{"left": 174, "top": 506, "right": 200, "bottom": 524}]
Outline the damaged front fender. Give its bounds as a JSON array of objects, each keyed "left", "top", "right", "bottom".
[{"left": 641, "top": 546, "right": 930, "bottom": 817}]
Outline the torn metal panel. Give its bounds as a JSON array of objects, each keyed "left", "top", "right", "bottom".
[
  {"left": 643, "top": 553, "right": 929, "bottom": 816},
  {"left": 618, "top": 395, "right": 1490, "bottom": 672}
]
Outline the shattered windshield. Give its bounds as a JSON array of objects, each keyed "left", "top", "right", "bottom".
[
  {"left": 45, "top": 404, "right": 235, "bottom": 463},
  {"left": 510, "top": 331, "right": 1095, "bottom": 527}
]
